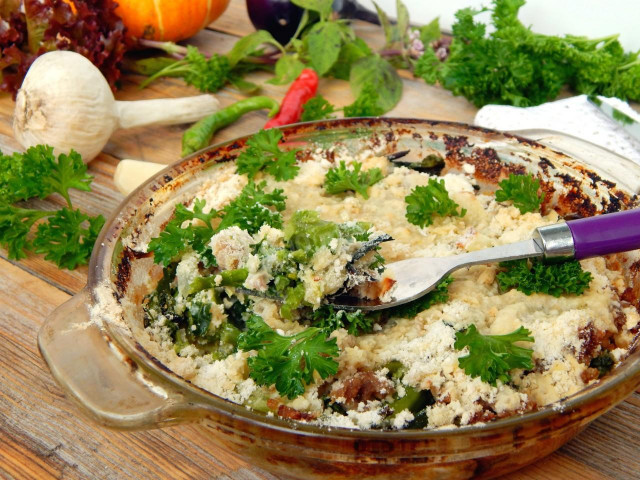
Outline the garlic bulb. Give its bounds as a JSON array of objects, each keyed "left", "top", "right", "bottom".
[{"left": 13, "top": 51, "right": 220, "bottom": 162}]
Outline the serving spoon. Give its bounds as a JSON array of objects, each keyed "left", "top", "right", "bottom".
[{"left": 328, "top": 208, "right": 640, "bottom": 311}]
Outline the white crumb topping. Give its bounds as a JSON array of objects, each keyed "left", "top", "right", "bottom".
[{"left": 132, "top": 149, "right": 637, "bottom": 432}]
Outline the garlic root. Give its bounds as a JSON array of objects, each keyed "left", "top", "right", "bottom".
[{"left": 13, "top": 51, "right": 220, "bottom": 163}]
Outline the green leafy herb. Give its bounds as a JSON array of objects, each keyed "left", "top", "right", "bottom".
[
  {"left": 497, "top": 258, "right": 592, "bottom": 297},
  {"left": 387, "top": 276, "right": 452, "bottom": 319},
  {"left": 405, "top": 178, "right": 466, "bottom": 227},
  {"left": 305, "top": 21, "right": 344, "bottom": 75},
  {"left": 343, "top": 83, "right": 386, "bottom": 117},
  {"left": 32, "top": 207, "right": 104, "bottom": 270},
  {"left": 301, "top": 95, "right": 337, "bottom": 121},
  {"left": 0, "top": 146, "right": 103, "bottom": 269},
  {"left": 148, "top": 182, "right": 286, "bottom": 266},
  {"left": 238, "top": 314, "right": 339, "bottom": 399},
  {"left": 218, "top": 181, "right": 286, "bottom": 234},
  {"left": 349, "top": 55, "right": 402, "bottom": 113},
  {"left": 455, "top": 324, "right": 534, "bottom": 385},
  {"left": 324, "top": 161, "right": 383, "bottom": 198},
  {"left": 268, "top": 54, "right": 306, "bottom": 85},
  {"left": 313, "top": 305, "right": 374, "bottom": 336},
  {"left": 495, "top": 174, "right": 544, "bottom": 214},
  {"left": 139, "top": 46, "right": 231, "bottom": 92},
  {"left": 414, "top": 0, "right": 640, "bottom": 107},
  {"left": 236, "top": 129, "right": 300, "bottom": 181}
]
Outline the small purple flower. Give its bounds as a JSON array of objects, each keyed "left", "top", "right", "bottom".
[{"left": 408, "top": 29, "right": 424, "bottom": 59}]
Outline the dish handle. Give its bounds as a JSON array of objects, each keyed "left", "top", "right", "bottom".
[{"left": 38, "top": 289, "right": 198, "bottom": 429}]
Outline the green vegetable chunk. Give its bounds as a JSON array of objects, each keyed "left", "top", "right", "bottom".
[
  {"left": 589, "top": 351, "right": 615, "bottom": 377},
  {"left": 405, "top": 178, "right": 466, "bottom": 227},
  {"left": 324, "top": 161, "right": 383, "bottom": 199},
  {"left": 455, "top": 324, "right": 534, "bottom": 385},
  {"left": 182, "top": 97, "right": 280, "bottom": 156},
  {"left": 494, "top": 174, "right": 544, "bottom": 214},
  {"left": 238, "top": 315, "right": 339, "bottom": 399},
  {"left": 497, "top": 258, "right": 592, "bottom": 297},
  {"left": 236, "top": 129, "right": 300, "bottom": 181}
]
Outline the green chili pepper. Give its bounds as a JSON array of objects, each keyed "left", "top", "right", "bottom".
[{"left": 182, "top": 96, "right": 280, "bottom": 156}]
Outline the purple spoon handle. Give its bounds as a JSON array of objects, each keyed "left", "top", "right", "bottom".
[{"left": 567, "top": 209, "right": 640, "bottom": 259}]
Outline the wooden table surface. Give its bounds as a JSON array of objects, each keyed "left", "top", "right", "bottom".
[{"left": 1, "top": 2, "right": 638, "bottom": 479}]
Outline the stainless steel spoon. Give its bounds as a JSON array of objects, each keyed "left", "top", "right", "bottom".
[{"left": 328, "top": 208, "right": 640, "bottom": 311}]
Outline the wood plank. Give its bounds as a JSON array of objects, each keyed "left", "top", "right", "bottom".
[{"left": 0, "top": 257, "right": 278, "bottom": 480}]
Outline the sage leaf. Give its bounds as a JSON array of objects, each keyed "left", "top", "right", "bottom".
[
  {"left": 306, "top": 22, "right": 343, "bottom": 75},
  {"left": 350, "top": 56, "right": 403, "bottom": 112},
  {"left": 227, "top": 30, "right": 282, "bottom": 67}
]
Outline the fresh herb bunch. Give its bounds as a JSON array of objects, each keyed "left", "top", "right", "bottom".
[
  {"left": 497, "top": 258, "right": 592, "bottom": 297},
  {"left": 324, "top": 161, "right": 383, "bottom": 199},
  {"left": 236, "top": 129, "right": 300, "bottom": 181},
  {"left": 405, "top": 178, "right": 466, "bottom": 227},
  {"left": 148, "top": 181, "right": 286, "bottom": 266},
  {"left": 494, "top": 173, "right": 545, "bottom": 214},
  {"left": 0, "top": 145, "right": 104, "bottom": 269},
  {"left": 455, "top": 324, "right": 534, "bottom": 385},
  {"left": 313, "top": 305, "right": 374, "bottom": 336},
  {"left": 414, "top": 0, "right": 640, "bottom": 107},
  {"left": 136, "top": 0, "right": 405, "bottom": 115},
  {"left": 135, "top": 30, "right": 283, "bottom": 93},
  {"left": 238, "top": 314, "right": 339, "bottom": 399},
  {"left": 139, "top": 46, "right": 231, "bottom": 92}
]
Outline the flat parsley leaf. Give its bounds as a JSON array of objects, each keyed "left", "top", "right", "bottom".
[
  {"left": 44, "top": 150, "right": 93, "bottom": 207},
  {"left": 494, "top": 174, "right": 544, "bottom": 214},
  {"left": 497, "top": 258, "right": 592, "bottom": 297},
  {"left": 238, "top": 315, "right": 339, "bottom": 399},
  {"left": 455, "top": 324, "right": 534, "bottom": 385},
  {"left": 405, "top": 178, "right": 466, "bottom": 227},
  {"left": 324, "top": 161, "right": 383, "bottom": 199},
  {"left": 236, "top": 129, "right": 300, "bottom": 181},
  {"left": 301, "top": 95, "right": 337, "bottom": 121}
]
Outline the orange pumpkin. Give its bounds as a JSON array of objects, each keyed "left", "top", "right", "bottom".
[{"left": 115, "top": 0, "right": 231, "bottom": 42}]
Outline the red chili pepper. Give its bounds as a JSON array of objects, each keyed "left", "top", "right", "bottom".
[{"left": 264, "top": 68, "right": 319, "bottom": 129}]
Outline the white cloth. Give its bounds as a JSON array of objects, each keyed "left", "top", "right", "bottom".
[{"left": 474, "top": 95, "right": 640, "bottom": 165}]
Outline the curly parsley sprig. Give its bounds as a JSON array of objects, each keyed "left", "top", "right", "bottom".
[
  {"left": 238, "top": 315, "right": 339, "bottom": 399},
  {"left": 494, "top": 174, "right": 544, "bottom": 214},
  {"left": 324, "top": 161, "right": 383, "bottom": 199},
  {"left": 405, "top": 178, "right": 466, "bottom": 227},
  {"left": 236, "top": 129, "right": 300, "bottom": 181},
  {"left": 455, "top": 324, "right": 534, "bottom": 385},
  {"left": 497, "top": 258, "right": 592, "bottom": 297},
  {"left": 0, "top": 146, "right": 104, "bottom": 269},
  {"left": 148, "top": 181, "right": 286, "bottom": 267}
]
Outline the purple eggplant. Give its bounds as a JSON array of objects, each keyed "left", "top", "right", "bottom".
[
  {"left": 245, "top": 0, "right": 305, "bottom": 45},
  {"left": 246, "top": 0, "right": 379, "bottom": 45}
]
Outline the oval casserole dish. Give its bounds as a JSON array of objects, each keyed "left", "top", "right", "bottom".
[{"left": 39, "top": 118, "right": 640, "bottom": 480}]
